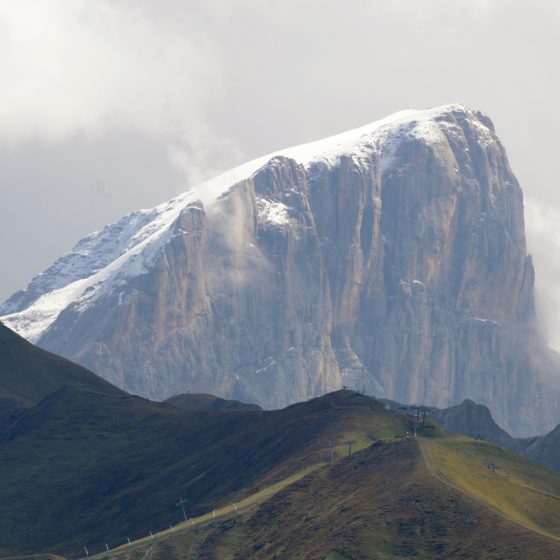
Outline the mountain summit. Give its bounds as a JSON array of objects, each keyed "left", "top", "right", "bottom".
[{"left": 2, "top": 104, "right": 559, "bottom": 435}]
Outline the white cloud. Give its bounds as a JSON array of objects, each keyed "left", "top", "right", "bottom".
[
  {"left": 525, "top": 198, "right": 560, "bottom": 352},
  {"left": 0, "top": 0, "right": 222, "bottom": 143},
  {"left": 167, "top": 127, "right": 245, "bottom": 189}
]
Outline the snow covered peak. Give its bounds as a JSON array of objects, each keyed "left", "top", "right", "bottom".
[
  {"left": 0, "top": 103, "right": 494, "bottom": 342},
  {"left": 192, "top": 102, "right": 479, "bottom": 205}
]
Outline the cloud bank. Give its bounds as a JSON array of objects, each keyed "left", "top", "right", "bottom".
[{"left": 0, "top": 0, "right": 222, "bottom": 143}]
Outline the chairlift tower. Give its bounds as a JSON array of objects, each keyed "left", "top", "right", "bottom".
[
  {"left": 176, "top": 496, "right": 189, "bottom": 521},
  {"left": 324, "top": 440, "right": 335, "bottom": 463},
  {"left": 344, "top": 439, "right": 357, "bottom": 455}
]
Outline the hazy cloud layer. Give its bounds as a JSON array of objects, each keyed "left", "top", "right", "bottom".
[
  {"left": 0, "top": 0, "right": 223, "bottom": 141},
  {"left": 1, "top": 0, "right": 559, "bottom": 348},
  {"left": 525, "top": 199, "right": 560, "bottom": 351}
]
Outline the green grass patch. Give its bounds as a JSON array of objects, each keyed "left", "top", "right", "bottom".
[{"left": 421, "top": 437, "right": 560, "bottom": 540}]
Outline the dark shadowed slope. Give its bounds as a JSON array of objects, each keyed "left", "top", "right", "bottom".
[
  {"left": 165, "top": 392, "right": 262, "bottom": 412},
  {"left": 2, "top": 320, "right": 558, "bottom": 559},
  {"left": 2, "top": 377, "right": 560, "bottom": 559},
  {"left": 89, "top": 438, "right": 560, "bottom": 560},
  {"left": 0, "top": 321, "right": 123, "bottom": 408},
  {"left": 0, "top": 389, "right": 402, "bottom": 556}
]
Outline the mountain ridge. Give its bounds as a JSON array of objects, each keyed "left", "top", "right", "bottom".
[
  {"left": 0, "top": 103, "right": 485, "bottom": 341},
  {"left": 165, "top": 392, "right": 263, "bottom": 412},
  {"left": 0, "top": 386, "right": 408, "bottom": 556},
  {"left": 0, "top": 320, "right": 559, "bottom": 559},
  {"left": 58, "top": 437, "right": 560, "bottom": 560},
  {"left": 2, "top": 104, "right": 559, "bottom": 436}
]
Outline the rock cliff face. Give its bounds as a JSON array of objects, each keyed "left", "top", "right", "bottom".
[{"left": 2, "top": 104, "right": 559, "bottom": 436}]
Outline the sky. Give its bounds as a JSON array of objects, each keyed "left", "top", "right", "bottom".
[{"left": 0, "top": 0, "right": 559, "bottom": 348}]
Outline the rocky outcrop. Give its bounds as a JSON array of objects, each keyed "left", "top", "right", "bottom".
[
  {"left": 430, "top": 399, "right": 516, "bottom": 448},
  {"left": 2, "top": 105, "right": 559, "bottom": 436}
]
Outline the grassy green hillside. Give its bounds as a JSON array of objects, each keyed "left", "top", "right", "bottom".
[
  {"left": 0, "top": 389, "right": 403, "bottom": 557},
  {"left": 1, "top": 320, "right": 559, "bottom": 560},
  {"left": 421, "top": 436, "right": 560, "bottom": 539},
  {"left": 87, "top": 439, "right": 560, "bottom": 560}
]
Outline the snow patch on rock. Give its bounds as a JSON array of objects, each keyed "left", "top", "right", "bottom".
[
  {"left": 256, "top": 198, "right": 290, "bottom": 226},
  {"left": 1, "top": 103, "right": 495, "bottom": 343}
]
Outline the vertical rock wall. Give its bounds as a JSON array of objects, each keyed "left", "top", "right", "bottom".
[{"left": 37, "top": 107, "right": 560, "bottom": 435}]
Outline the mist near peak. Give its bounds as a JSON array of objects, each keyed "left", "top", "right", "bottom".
[{"left": 525, "top": 198, "right": 560, "bottom": 353}]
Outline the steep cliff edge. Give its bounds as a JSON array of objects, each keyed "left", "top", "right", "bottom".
[{"left": 2, "top": 104, "right": 558, "bottom": 436}]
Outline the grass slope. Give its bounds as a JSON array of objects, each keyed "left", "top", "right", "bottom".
[
  {"left": 3, "top": 360, "right": 559, "bottom": 560},
  {"left": 0, "top": 322, "right": 123, "bottom": 408},
  {"left": 0, "top": 390, "right": 402, "bottom": 557},
  {"left": 91, "top": 465, "right": 321, "bottom": 559},
  {"left": 88, "top": 439, "right": 560, "bottom": 560},
  {"left": 421, "top": 436, "right": 560, "bottom": 540}
]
